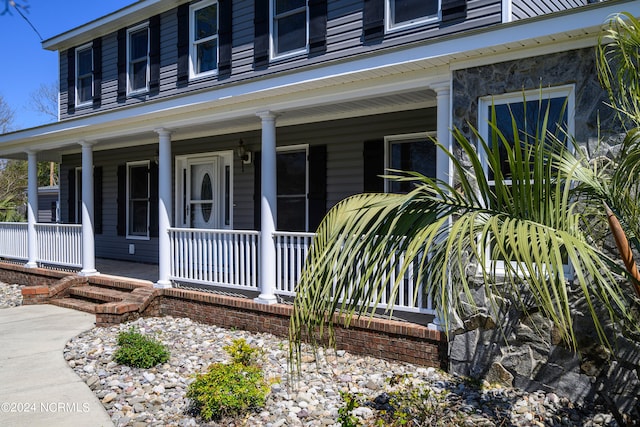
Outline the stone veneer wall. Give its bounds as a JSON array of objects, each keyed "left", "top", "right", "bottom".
[
  {"left": 452, "top": 46, "right": 618, "bottom": 146},
  {"left": 449, "top": 47, "right": 639, "bottom": 418}
]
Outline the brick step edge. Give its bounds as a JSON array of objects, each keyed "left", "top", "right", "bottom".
[
  {"left": 68, "top": 285, "right": 132, "bottom": 303},
  {"left": 50, "top": 298, "right": 97, "bottom": 314}
]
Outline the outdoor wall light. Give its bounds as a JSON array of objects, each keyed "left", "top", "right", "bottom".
[{"left": 236, "top": 139, "right": 252, "bottom": 171}]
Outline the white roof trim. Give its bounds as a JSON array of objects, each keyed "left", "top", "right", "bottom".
[{"left": 42, "top": 0, "right": 188, "bottom": 52}]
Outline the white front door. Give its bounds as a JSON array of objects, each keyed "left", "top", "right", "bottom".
[{"left": 188, "top": 158, "right": 219, "bottom": 229}]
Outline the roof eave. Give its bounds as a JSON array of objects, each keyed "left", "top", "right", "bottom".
[{"left": 41, "top": 0, "right": 187, "bottom": 52}]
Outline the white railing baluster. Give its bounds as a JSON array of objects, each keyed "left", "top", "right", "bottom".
[
  {"left": 167, "top": 227, "right": 260, "bottom": 291},
  {"left": 165, "top": 227, "right": 434, "bottom": 315},
  {"left": 34, "top": 223, "right": 82, "bottom": 268}
]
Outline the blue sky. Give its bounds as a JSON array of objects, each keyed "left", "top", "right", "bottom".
[{"left": 0, "top": 0, "right": 134, "bottom": 130}]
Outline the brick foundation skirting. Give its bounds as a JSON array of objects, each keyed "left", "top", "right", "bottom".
[
  {"left": 154, "top": 288, "right": 448, "bottom": 369},
  {"left": 1, "top": 262, "right": 448, "bottom": 369}
]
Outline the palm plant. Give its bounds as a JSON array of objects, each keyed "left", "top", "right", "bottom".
[{"left": 290, "top": 12, "right": 640, "bottom": 369}]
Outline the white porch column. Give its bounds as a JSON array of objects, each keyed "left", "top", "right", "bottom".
[
  {"left": 431, "top": 82, "right": 452, "bottom": 330},
  {"left": 79, "top": 141, "right": 98, "bottom": 276},
  {"left": 433, "top": 82, "right": 452, "bottom": 187},
  {"left": 25, "top": 150, "right": 38, "bottom": 268},
  {"left": 255, "top": 111, "right": 278, "bottom": 304},
  {"left": 155, "top": 128, "right": 173, "bottom": 288}
]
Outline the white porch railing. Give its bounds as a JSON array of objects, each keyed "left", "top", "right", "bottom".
[
  {"left": 168, "top": 228, "right": 260, "bottom": 290},
  {"left": 346, "top": 251, "right": 434, "bottom": 314},
  {"left": 35, "top": 223, "right": 82, "bottom": 268},
  {"left": 0, "top": 222, "right": 28, "bottom": 261},
  {"left": 273, "top": 231, "right": 435, "bottom": 315},
  {"left": 274, "top": 231, "right": 315, "bottom": 295}
]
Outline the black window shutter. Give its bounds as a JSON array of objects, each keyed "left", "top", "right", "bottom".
[
  {"left": 363, "top": 139, "right": 385, "bottom": 192},
  {"left": 94, "top": 166, "right": 103, "bottom": 234},
  {"left": 309, "top": 0, "right": 327, "bottom": 55},
  {"left": 218, "top": 0, "right": 232, "bottom": 77},
  {"left": 441, "top": 0, "right": 467, "bottom": 25},
  {"left": 253, "top": 151, "right": 261, "bottom": 230},
  {"left": 67, "top": 169, "right": 76, "bottom": 223},
  {"left": 308, "top": 145, "right": 327, "bottom": 231},
  {"left": 92, "top": 37, "right": 102, "bottom": 108},
  {"left": 117, "top": 29, "right": 127, "bottom": 102},
  {"left": 149, "top": 162, "right": 159, "bottom": 237},
  {"left": 253, "top": 0, "right": 269, "bottom": 69},
  {"left": 176, "top": 3, "right": 189, "bottom": 87},
  {"left": 363, "top": 0, "right": 384, "bottom": 42},
  {"left": 117, "top": 164, "right": 126, "bottom": 236},
  {"left": 149, "top": 14, "right": 161, "bottom": 94},
  {"left": 66, "top": 49, "right": 75, "bottom": 114}
]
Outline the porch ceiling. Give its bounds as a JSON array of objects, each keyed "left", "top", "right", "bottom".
[{"left": 77, "top": 88, "right": 437, "bottom": 152}]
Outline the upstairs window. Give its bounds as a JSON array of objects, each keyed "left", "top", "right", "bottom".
[
  {"left": 386, "top": 0, "right": 440, "bottom": 31},
  {"left": 75, "top": 44, "right": 93, "bottom": 106},
  {"left": 190, "top": 0, "right": 218, "bottom": 78},
  {"left": 127, "top": 24, "right": 149, "bottom": 93},
  {"left": 271, "top": 0, "right": 308, "bottom": 59}
]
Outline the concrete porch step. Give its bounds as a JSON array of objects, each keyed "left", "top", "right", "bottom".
[
  {"left": 50, "top": 298, "right": 98, "bottom": 314},
  {"left": 68, "top": 285, "right": 132, "bottom": 303}
]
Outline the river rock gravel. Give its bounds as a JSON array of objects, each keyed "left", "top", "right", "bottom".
[
  {"left": 0, "top": 283, "right": 618, "bottom": 426},
  {"left": 0, "top": 283, "right": 23, "bottom": 308}
]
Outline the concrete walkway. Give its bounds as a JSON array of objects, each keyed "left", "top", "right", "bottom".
[{"left": 0, "top": 304, "right": 113, "bottom": 427}]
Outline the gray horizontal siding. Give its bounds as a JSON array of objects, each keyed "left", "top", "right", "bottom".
[
  {"left": 38, "top": 194, "right": 58, "bottom": 223},
  {"left": 511, "top": 0, "right": 587, "bottom": 20},
  {"left": 61, "top": 146, "right": 160, "bottom": 263},
  {"left": 60, "top": 0, "right": 501, "bottom": 120}
]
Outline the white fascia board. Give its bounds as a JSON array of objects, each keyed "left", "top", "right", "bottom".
[{"left": 42, "top": 0, "right": 187, "bottom": 52}]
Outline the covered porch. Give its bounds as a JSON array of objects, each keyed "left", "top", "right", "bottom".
[
  {"left": 0, "top": 223, "right": 436, "bottom": 318},
  {"left": 0, "top": 59, "right": 453, "bottom": 323}
]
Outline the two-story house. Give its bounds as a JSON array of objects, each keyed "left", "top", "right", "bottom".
[{"left": 0, "top": 0, "right": 636, "bottom": 317}]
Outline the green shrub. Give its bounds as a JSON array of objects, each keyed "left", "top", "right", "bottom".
[
  {"left": 113, "top": 327, "right": 170, "bottom": 368},
  {"left": 223, "top": 338, "right": 262, "bottom": 366},
  {"left": 186, "top": 362, "right": 270, "bottom": 421},
  {"left": 186, "top": 338, "right": 270, "bottom": 421},
  {"left": 338, "top": 391, "right": 362, "bottom": 427}
]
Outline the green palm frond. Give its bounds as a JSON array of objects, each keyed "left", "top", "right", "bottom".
[
  {"left": 289, "top": 100, "right": 640, "bottom": 370},
  {"left": 597, "top": 12, "right": 640, "bottom": 124}
]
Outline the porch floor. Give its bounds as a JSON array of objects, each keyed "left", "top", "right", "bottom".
[{"left": 95, "top": 258, "right": 159, "bottom": 283}]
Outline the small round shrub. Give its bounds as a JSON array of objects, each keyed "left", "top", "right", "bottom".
[
  {"left": 113, "top": 327, "right": 170, "bottom": 368},
  {"left": 223, "top": 338, "right": 262, "bottom": 366},
  {"left": 186, "top": 362, "right": 270, "bottom": 421}
]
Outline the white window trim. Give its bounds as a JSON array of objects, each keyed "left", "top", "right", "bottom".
[
  {"left": 277, "top": 144, "right": 309, "bottom": 231},
  {"left": 126, "top": 160, "right": 150, "bottom": 240},
  {"left": 74, "top": 167, "right": 82, "bottom": 223},
  {"left": 75, "top": 43, "right": 93, "bottom": 107},
  {"left": 189, "top": 0, "right": 219, "bottom": 80},
  {"left": 174, "top": 151, "right": 234, "bottom": 230},
  {"left": 477, "top": 84, "right": 576, "bottom": 278},
  {"left": 270, "top": 0, "right": 309, "bottom": 61},
  {"left": 385, "top": 0, "right": 441, "bottom": 33},
  {"left": 383, "top": 132, "right": 436, "bottom": 193},
  {"left": 126, "top": 23, "right": 150, "bottom": 95}
]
